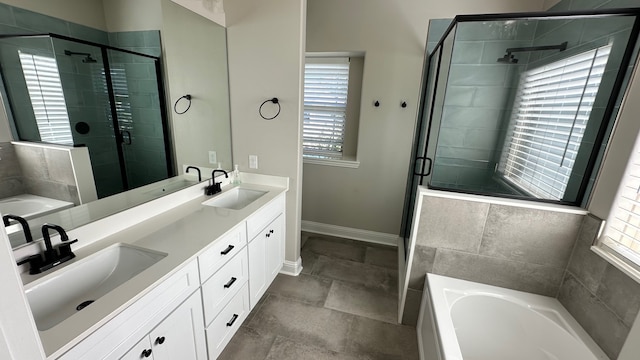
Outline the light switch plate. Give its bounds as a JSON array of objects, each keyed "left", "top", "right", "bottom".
[
  {"left": 208, "top": 151, "right": 217, "bottom": 164},
  {"left": 249, "top": 155, "right": 258, "bottom": 169}
]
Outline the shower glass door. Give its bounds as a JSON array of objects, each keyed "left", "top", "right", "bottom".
[
  {"left": 401, "top": 25, "right": 457, "bottom": 252},
  {"left": 106, "top": 49, "right": 170, "bottom": 190},
  {"left": 51, "top": 37, "right": 125, "bottom": 198}
]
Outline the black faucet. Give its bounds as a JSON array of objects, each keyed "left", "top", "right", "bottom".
[
  {"left": 206, "top": 169, "right": 228, "bottom": 195},
  {"left": 16, "top": 223, "right": 78, "bottom": 274},
  {"left": 2, "top": 214, "right": 34, "bottom": 243},
  {"left": 186, "top": 166, "right": 201, "bottom": 182}
]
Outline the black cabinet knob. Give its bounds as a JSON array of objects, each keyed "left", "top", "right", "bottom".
[
  {"left": 266, "top": 233, "right": 270, "bottom": 238},
  {"left": 155, "top": 336, "right": 165, "bottom": 345},
  {"left": 269, "top": 229, "right": 274, "bottom": 234},
  {"left": 141, "top": 349, "right": 152, "bottom": 358}
]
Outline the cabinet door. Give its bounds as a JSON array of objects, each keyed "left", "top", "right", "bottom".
[
  {"left": 266, "top": 214, "right": 284, "bottom": 283},
  {"left": 149, "top": 291, "right": 207, "bottom": 360},
  {"left": 119, "top": 337, "right": 153, "bottom": 360},
  {"left": 248, "top": 232, "right": 267, "bottom": 309}
]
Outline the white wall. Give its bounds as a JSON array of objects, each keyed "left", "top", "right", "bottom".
[
  {"left": 303, "top": 0, "right": 546, "bottom": 235},
  {"left": 0, "top": 0, "right": 107, "bottom": 30},
  {"left": 102, "top": 0, "right": 162, "bottom": 31},
  {"left": 543, "top": 0, "right": 563, "bottom": 10},
  {"left": 226, "top": 0, "right": 306, "bottom": 265}
]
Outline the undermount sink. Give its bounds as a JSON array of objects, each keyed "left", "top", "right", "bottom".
[
  {"left": 25, "top": 243, "right": 167, "bottom": 331},
  {"left": 202, "top": 187, "right": 267, "bottom": 210}
]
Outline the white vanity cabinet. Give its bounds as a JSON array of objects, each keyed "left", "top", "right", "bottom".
[
  {"left": 119, "top": 290, "right": 206, "bottom": 360},
  {"left": 54, "top": 189, "right": 287, "bottom": 360},
  {"left": 198, "top": 224, "right": 250, "bottom": 358},
  {"left": 246, "top": 195, "right": 285, "bottom": 309},
  {"left": 59, "top": 261, "right": 201, "bottom": 360}
]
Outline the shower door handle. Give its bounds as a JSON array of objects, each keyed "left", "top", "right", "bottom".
[
  {"left": 119, "top": 130, "right": 132, "bottom": 145},
  {"left": 414, "top": 156, "right": 432, "bottom": 177}
]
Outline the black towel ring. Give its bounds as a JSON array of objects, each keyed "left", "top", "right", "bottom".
[
  {"left": 259, "top": 97, "right": 280, "bottom": 120},
  {"left": 174, "top": 94, "right": 192, "bottom": 114}
]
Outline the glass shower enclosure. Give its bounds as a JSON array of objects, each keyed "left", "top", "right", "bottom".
[
  {"left": 401, "top": 8, "right": 640, "bottom": 251},
  {"left": 0, "top": 33, "right": 172, "bottom": 199}
]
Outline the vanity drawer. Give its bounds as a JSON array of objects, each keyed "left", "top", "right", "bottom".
[
  {"left": 198, "top": 223, "right": 247, "bottom": 283},
  {"left": 206, "top": 282, "right": 250, "bottom": 359},
  {"left": 246, "top": 194, "right": 285, "bottom": 241},
  {"left": 201, "top": 247, "right": 249, "bottom": 327}
]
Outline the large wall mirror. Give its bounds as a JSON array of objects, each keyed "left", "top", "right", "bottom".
[{"left": 0, "top": 0, "right": 232, "bottom": 248}]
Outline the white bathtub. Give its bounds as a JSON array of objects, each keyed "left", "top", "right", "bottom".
[
  {"left": 0, "top": 194, "right": 74, "bottom": 220},
  {"left": 418, "top": 274, "right": 609, "bottom": 360}
]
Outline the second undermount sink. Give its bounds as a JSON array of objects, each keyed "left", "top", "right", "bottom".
[
  {"left": 202, "top": 187, "right": 267, "bottom": 210},
  {"left": 25, "top": 243, "right": 167, "bottom": 331}
]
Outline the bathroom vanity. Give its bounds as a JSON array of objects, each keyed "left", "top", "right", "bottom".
[{"left": 18, "top": 174, "right": 288, "bottom": 359}]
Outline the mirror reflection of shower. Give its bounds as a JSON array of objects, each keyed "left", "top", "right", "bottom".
[
  {"left": 0, "top": 33, "right": 173, "bottom": 200},
  {"left": 64, "top": 49, "right": 97, "bottom": 63}
]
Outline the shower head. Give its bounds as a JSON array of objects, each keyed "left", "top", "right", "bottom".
[
  {"left": 497, "top": 41, "right": 568, "bottom": 64},
  {"left": 82, "top": 55, "right": 97, "bottom": 63},
  {"left": 64, "top": 50, "right": 97, "bottom": 64},
  {"left": 497, "top": 53, "right": 519, "bottom": 64}
]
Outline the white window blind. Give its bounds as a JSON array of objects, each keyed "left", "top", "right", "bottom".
[
  {"left": 19, "top": 51, "right": 73, "bottom": 146},
  {"left": 600, "top": 132, "right": 640, "bottom": 269},
  {"left": 303, "top": 57, "right": 349, "bottom": 159},
  {"left": 92, "top": 64, "right": 133, "bottom": 132},
  {"left": 498, "top": 45, "right": 611, "bottom": 200}
]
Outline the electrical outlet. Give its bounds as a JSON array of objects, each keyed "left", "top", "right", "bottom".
[
  {"left": 249, "top": 155, "right": 258, "bottom": 169},
  {"left": 208, "top": 151, "right": 217, "bottom": 164}
]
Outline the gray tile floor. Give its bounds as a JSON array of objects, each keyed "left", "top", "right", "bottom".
[{"left": 219, "top": 232, "right": 419, "bottom": 360}]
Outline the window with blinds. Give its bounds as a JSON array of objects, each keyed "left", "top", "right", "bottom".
[
  {"left": 600, "top": 132, "right": 640, "bottom": 270},
  {"left": 92, "top": 64, "right": 133, "bottom": 132},
  {"left": 303, "top": 57, "right": 349, "bottom": 159},
  {"left": 19, "top": 51, "right": 73, "bottom": 146},
  {"left": 498, "top": 45, "right": 611, "bottom": 200}
]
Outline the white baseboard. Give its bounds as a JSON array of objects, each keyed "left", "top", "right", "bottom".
[
  {"left": 301, "top": 220, "right": 399, "bottom": 247},
  {"left": 280, "top": 257, "right": 303, "bottom": 276}
]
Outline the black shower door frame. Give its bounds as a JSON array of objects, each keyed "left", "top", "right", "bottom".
[{"left": 0, "top": 32, "right": 174, "bottom": 191}]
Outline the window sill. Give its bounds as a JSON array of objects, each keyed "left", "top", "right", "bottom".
[
  {"left": 591, "top": 245, "right": 640, "bottom": 285},
  {"left": 303, "top": 157, "right": 360, "bottom": 168}
]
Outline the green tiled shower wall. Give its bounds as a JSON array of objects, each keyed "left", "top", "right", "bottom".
[
  {"left": 429, "top": 20, "right": 536, "bottom": 193},
  {"left": 426, "top": 6, "right": 639, "bottom": 201},
  {"left": 108, "top": 32, "right": 168, "bottom": 191},
  {"left": 0, "top": 3, "right": 166, "bottom": 198}
]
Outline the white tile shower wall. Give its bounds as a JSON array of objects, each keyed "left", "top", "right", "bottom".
[{"left": 404, "top": 192, "right": 584, "bottom": 324}]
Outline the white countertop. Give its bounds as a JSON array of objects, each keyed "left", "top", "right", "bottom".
[{"left": 21, "top": 180, "right": 287, "bottom": 358}]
